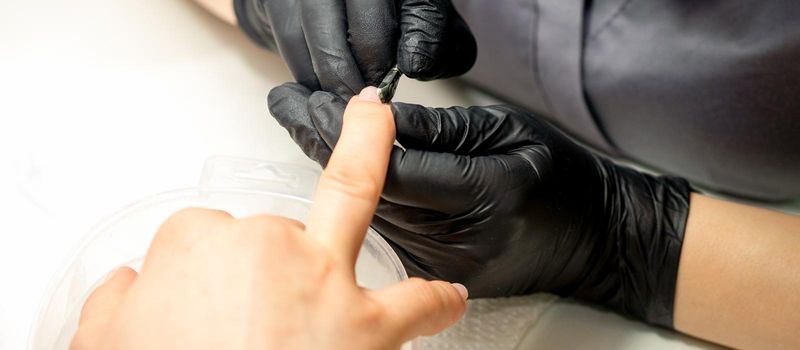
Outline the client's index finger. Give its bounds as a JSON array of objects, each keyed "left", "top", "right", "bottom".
[{"left": 306, "top": 87, "right": 395, "bottom": 269}]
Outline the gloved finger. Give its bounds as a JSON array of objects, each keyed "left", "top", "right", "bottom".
[
  {"left": 382, "top": 148, "right": 478, "bottom": 213},
  {"left": 383, "top": 147, "right": 545, "bottom": 218},
  {"left": 263, "top": 0, "right": 320, "bottom": 90},
  {"left": 380, "top": 151, "right": 541, "bottom": 234},
  {"left": 392, "top": 103, "right": 529, "bottom": 155},
  {"left": 397, "top": 0, "right": 477, "bottom": 80},
  {"left": 78, "top": 267, "right": 138, "bottom": 327},
  {"left": 374, "top": 199, "right": 450, "bottom": 235},
  {"left": 345, "top": 0, "right": 399, "bottom": 86},
  {"left": 307, "top": 91, "right": 348, "bottom": 148},
  {"left": 299, "top": 0, "right": 365, "bottom": 97},
  {"left": 372, "top": 215, "right": 483, "bottom": 286},
  {"left": 372, "top": 220, "right": 442, "bottom": 281},
  {"left": 370, "top": 278, "right": 467, "bottom": 340},
  {"left": 267, "top": 83, "right": 333, "bottom": 166}
]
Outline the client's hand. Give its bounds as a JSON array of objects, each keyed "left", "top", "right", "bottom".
[
  {"left": 70, "top": 88, "right": 467, "bottom": 350},
  {"left": 269, "top": 85, "right": 692, "bottom": 328},
  {"left": 235, "top": 0, "right": 476, "bottom": 96}
]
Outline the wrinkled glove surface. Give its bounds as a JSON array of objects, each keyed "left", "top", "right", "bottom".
[
  {"left": 234, "top": 0, "right": 476, "bottom": 96},
  {"left": 268, "top": 83, "right": 692, "bottom": 328}
]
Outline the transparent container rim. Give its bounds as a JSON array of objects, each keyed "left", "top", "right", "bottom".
[{"left": 28, "top": 186, "right": 409, "bottom": 349}]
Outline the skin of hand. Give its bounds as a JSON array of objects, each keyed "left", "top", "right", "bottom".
[
  {"left": 233, "top": 0, "right": 476, "bottom": 96},
  {"left": 268, "top": 84, "right": 691, "bottom": 327},
  {"left": 70, "top": 87, "right": 468, "bottom": 350}
]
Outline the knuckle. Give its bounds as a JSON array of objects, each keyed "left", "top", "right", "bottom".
[
  {"left": 154, "top": 208, "right": 233, "bottom": 243},
  {"left": 320, "top": 166, "right": 381, "bottom": 202},
  {"left": 346, "top": 104, "right": 394, "bottom": 128},
  {"left": 279, "top": 216, "right": 306, "bottom": 229},
  {"left": 242, "top": 214, "right": 305, "bottom": 232},
  {"left": 281, "top": 30, "right": 306, "bottom": 48},
  {"left": 271, "top": 217, "right": 305, "bottom": 239},
  {"left": 355, "top": 298, "right": 389, "bottom": 330},
  {"left": 234, "top": 216, "right": 322, "bottom": 272},
  {"left": 162, "top": 208, "right": 231, "bottom": 229},
  {"left": 239, "top": 215, "right": 304, "bottom": 244},
  {"left": 173, "top": 207, "right": 230, "bottom": 221},
  {"left": 422, "top": 284, "right": 448, "bottom": 310}
]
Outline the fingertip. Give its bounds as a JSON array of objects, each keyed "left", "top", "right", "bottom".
[
  {"left": 437, "top": 280, "right": 468, "bottom": 317},
  {"left": 344, "top": 89, "right": 395, "bottom": 130},
  {"left": 267, "top": 83, "right": 312, "bottom": 118},
  {"left": 266, "top": 89, "right": 283, "bottom": 114},
  {"left": 308, "top": 91, "right": 346, "bottom": 148},
  {"left": 267, "top": 83, "right": 310, "bottom": 104},
  {"left": 396, "top": 2, "right": 477, "bottom": 80},
  {"left": 451, "top": 283, "right": 469, "bottom": 301},
  {"left": 397, "top": 52, "right": 436, "bottom": 81},
  {"left": 420, "top": 280, "right": 468, "bottom": 333},
  {"left": 420, "top": 279, "right": 468, "bottom": 318}
]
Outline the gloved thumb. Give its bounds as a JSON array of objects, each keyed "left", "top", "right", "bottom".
[{"left": 268, "top": 83, "right": 334, "bottom": 167}]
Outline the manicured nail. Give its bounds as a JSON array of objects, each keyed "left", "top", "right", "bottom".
[
  {"left": 451, "top": 283, "right": 469, "bottom": 300},
  {"left": 358, "top": 86, "right": 380, "bottom": 102}
]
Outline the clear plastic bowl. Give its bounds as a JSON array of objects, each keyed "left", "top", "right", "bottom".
[{"left": 29, "top": 158, "right": 413, "bottom": 349}]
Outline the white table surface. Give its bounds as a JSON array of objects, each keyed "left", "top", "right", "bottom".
[{"left": 0, "top": 0, "right": 727, "bottom": 349}]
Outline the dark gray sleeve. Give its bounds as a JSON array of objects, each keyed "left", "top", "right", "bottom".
[
  {"left": 452, "top": 0, "right": 800, "bottom": 201},
  {"left": 233, "top": 0, "right": 277, "bottom": 51}
]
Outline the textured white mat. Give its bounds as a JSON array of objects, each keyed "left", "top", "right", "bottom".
[{"left": 421, "top": 294, "right": 558, "bottom": 349}]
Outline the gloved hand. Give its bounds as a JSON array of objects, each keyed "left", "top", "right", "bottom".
[
  {"left": 234, "top": 0, "right": 477, "bottom": 96},
  {"left": 267, "top": 83, "right": 692, "bottom": 328}
]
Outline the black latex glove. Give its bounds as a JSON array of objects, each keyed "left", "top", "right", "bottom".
[
  {"left": 234, "top": 0, "right": 477, "bottom": 96},
  {"left": 267, "top": 83, "right": 692, "bottom": 328}
]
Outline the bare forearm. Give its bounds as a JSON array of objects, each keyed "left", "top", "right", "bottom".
[
  {"left": 193, "top": 0, "right": 236, "bottom": 25},
  {"left": 674, "top": 194, "right": 800, "bottom": 349}
]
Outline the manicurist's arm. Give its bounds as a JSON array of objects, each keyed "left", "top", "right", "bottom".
[
  {"left": 194, "top": 0, "right": 237, "bottom": 25},
  {"left": 674, "top": 194, "right": 800, "bottom": 349},
  {"left": 271, "top": 87, "right": 800, "bottom": 349}
]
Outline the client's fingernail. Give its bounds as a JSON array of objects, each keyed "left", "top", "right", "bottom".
[
  {"left": 451, "top": 283, "right": 469, "bottom": 300},
  {"left": 358, "top": 87, "right": 380, "bottom": 102}
]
